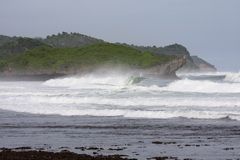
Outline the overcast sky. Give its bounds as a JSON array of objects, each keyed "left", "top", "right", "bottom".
[{"left": 0, "top": 0, "right": 239, "bottom": 71}]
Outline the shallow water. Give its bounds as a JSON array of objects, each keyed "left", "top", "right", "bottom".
[{"left": 0, "top": 72, "right": 240, "bottom": 159}]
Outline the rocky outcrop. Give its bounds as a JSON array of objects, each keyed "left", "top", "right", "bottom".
[
  {"left": 191, "top": 56, "right": 217, "bottom": 72},
  {"left": 125, "top": 43, "right": 217, "bottom": 73},
  {"left": 144, "top": 55, "right": 186, "bottom": 78},
  {"left": 178, "top": 56, "right": 216, "bottom": 73}
]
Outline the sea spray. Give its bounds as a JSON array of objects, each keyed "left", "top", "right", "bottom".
[
  {"left": 224, "top": 72, "right": 240, "bottom": 83},
  {"left": 162, "top": 78, "right": 240, "bottom": 93},
  {"left": 44, "top": 72, "right": 145, "bottom": 89}
]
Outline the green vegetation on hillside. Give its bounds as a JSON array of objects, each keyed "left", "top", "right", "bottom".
[
  {"left": 0, "top": 43, "right": 175, "bottom": 73},
  {"left": 0, "top": 35, "right": 16, "bottom": 47},
  {"left": 0, "top": 32, "right": 103, "bottom": 58},
  {"left": 119, "top": 43, "right": 191, "bottom": 56},
  {"left": 121, "top": 43, "right": 201, "bottom": 71},
  {"left": 44, "top": 32, "right": 104, "bottom": 48},
  {"left": 0, "top": 37, "right": 48, "bottom": 58},
  {"left": 0, "top": 32, "right": 217, "bottom": 73}
]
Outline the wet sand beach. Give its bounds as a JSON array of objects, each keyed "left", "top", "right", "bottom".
[{"left": 1, "top": 110, "right": 240, "bottom": 160}]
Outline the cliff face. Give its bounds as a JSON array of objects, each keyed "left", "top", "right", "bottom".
[
  {"left": 144, "top": 55, "right": 186, "bottom": 77},
  {"left": 126, "top": 43, "right": 217, "bottom": 73}
]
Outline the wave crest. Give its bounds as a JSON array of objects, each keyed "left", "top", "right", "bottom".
[
  {"left": 162, "top": 78, "right": 240, "bottom": 93},
  {"left": 44, "top": 74, "right": 240, "bottom": 93},
  {"left": 224, "top": 72, "right": 240, "bottom": 83},
  {"left": 43, "top": 74, "right": 141, "bottom": 89}
]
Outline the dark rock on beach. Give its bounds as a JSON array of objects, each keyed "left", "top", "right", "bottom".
[
  {"left": 152, "top": 141, "right": 176, "bottom": 145},
  {"left": 0, "top": 149, "right": 135, "bottom": 160}
]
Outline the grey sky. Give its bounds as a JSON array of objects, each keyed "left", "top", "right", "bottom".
[{"left": 0, "top": 0, "right": 239, "bottom": 71}]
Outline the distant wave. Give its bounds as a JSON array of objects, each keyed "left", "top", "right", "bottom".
[
  {"left": 125, "top": 78, "right": 240, "bottom": 93},
  {"left": 224, "top": 72, "right": 240, "bottom": 83},
  {"left": 177, "top": 72, "right": 227, "bottom": 77},
  {"left": 161, "top": 78, "right": 240, "bottom": 93},
  {"left": 178, "top": 71, "right": 240, "bottom": 83}
]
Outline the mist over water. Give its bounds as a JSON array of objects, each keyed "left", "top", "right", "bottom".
[{"left": 0, "top": 71, "right": 240, "bottom": 120}]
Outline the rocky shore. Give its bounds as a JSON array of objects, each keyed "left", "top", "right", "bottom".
[
  {"left": 0, "top": 148, "right": 177, "bottom": 160},
  {"left": 0, "top": 149, "right": 132, "bottom": 160}
]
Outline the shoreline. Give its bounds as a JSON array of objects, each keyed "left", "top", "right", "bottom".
[
  {"left": 0, "top": 148, "right": 178, "bottom": 160},
  {"left": 0, "top": 148, "right": 134, "bottom": 160},
  {"left": 1, "top": 111, "right": 240, "bottom": 160}
]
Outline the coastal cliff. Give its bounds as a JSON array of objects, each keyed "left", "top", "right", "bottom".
[
  {"left": 145, "top": 55, "right": 186, "bottom": 77},
  {"left": 0, "top": 43, "right": 185, "bottom": 78},
  {"left": 0, "top": 32, "right": 197, "bottom": 79},
  {"left": 126, "top": 43, "right": 216, "bottom": 73}
]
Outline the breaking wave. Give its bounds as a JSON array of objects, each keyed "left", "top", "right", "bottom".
[
  {"left": 43, "top": 74, "right": 143, "bottom": 90},
  {"left": 224, "top": 72, "right": 240, "bottom": 83},
  {"left": 1, "top": 71, "right": 240, "bottom": 121},
  {"left": 162, "top": 79, "right": 240, "bottom": 93},
  {"left": 44, "top": 75, "right": 240, "bottom": 93}
]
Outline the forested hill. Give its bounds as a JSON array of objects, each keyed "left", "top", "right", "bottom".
[
  {"left": 0, "top": 32, "right": 215, "bottom": 74},
  {"left": 43, "top": 32, "right": 104, "bottom": 48}
]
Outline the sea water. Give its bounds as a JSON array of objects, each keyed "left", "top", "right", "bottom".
[
  {"left": 0, "top": 72, "right": 240, "bottom": 159},
  {"left": 1, "top": 72, "right": 240, "bottom": 120}
]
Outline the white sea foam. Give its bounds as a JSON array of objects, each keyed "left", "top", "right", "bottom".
[
  {"left": 1, "top": 72, "right": 240, "bottom": 120},
  {"left": 178, "top": 71, "right": 240, "bottom": 83},
  {"left": 12, "top": 96, "right": 239, "bottom": 108},
  {"left": 224, "top": 72, "right": 240, "bottom": 83},
  {"left": 1, "top": 104, "right": 239, "bottom": 120},
  {"left": 43, "top": 74, "right": 136, "bottom": 90},
  {"left": 130, "top": 78, "right": 240, "bottom": 93},
  {"left": 177, "top": 71, "right": 228, "bottom": 77},
  {"left": 161, "top": 79, "right": 240, "bottom": 93},
  {"left": 44, "top": 73, "right": 240, "bottom": 93}
]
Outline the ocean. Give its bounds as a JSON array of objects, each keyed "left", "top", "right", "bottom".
[{"left": 0, "top": 72, "right": 240, "bottom": 159}]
